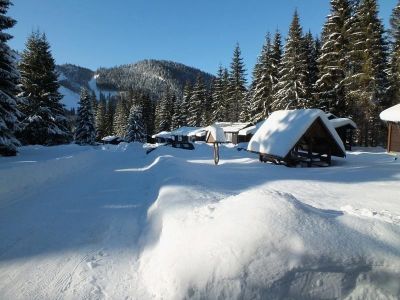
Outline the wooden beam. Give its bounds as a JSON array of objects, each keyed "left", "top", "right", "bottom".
[{"left": 388, "top": 123, "right": 392, "bottom": 152}]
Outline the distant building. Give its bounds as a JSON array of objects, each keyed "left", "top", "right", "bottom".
[
  {"left": 208, "top": 122, "right": 253, "bottom": 144},
  {"left": 169, "top": 126, "right": 207, "bottom": 143},
  {"left": 151, "top": 131, "right": 172, "bottom": 144},
  {"left": 101, "top": 136, "right": 125, "bottom": 145},
  {"left": 329, "top": 118, "right": 357, "bottom": 150},
  {"left": 380, "top": 104, "right": 400, "bottom": 153},
  {"left": 248, "top": 109, "right": 346, "bottom": 167}
]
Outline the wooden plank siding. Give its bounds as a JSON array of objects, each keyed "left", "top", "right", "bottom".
[{"left": 388, "top": 123, "right": 400, "bottom": 153}]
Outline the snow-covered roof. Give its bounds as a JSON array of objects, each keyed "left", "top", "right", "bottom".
[
  {"left": 214, "top": 122, "right": 252, "bottom": 133},
  {"left": 325, "top": 112, "right": 338, "bottom": 120},
  {"left": 247, "top": 109, "right": 345, "bottom": 158},
  {"left": 238, "top": 120, "right": 266, "bottom": 136},
  {"left": 170, "top": 126, "right": 206, "bottom": 137},
  {"left": 380, "top": 104, "right": 400, "bottom": 123},
  {"left": 206, "top": 125, "right": 227, "bottom": 143},
  {"left": 330, "top": 118, "right": 357, "bottom": 129},
  {"left": 101, "top": 135, "right": 120, "bottom": 142},
  {"left": 151, "top": 131, "right": 171, "bottom": 139}
]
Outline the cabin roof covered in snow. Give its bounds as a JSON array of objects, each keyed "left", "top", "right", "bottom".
[
  {"left": 380, "top": 104, "right": 400, "bottom": 123},
  {"left": 247, "top": 109, "right": 345, "bottom": 158},
  {"left": 330, "top": 118, "right": 357, "bottom": 129},
  {"left": 170, "top": 126, "right": 205, "bottom": 136},
  {"left": 214, "top": 122, "right": 252, "bottom": 133},
  {"left": 151, "top": 131, "right": 171, "bottom": 139},
  {"left": 206, "top": 125, "right": 227, "bottom": 143},
  {"left": 101, "top": 135, "right": 120, "bottom": 142},
  {"left": 238, "top": 120, "right": 266, "bottom": 136}
]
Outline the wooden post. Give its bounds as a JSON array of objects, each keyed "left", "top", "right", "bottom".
[
  {"left": 213, "top": 143, "right": 220, "bottom": 165},
  {"left": 388, "top": 123, "right": 392, "bottom": 153}
]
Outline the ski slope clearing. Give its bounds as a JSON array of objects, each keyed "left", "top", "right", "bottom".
[{"left": 0, "top": 143, "right": 399, "bottom": 299}]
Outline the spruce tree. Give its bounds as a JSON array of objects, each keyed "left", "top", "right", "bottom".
[
  {"left": 316, "top": 0, "right": 352, "bottom": 115},
  {"left": 211, "top": 66, "right": 227, "bottom": 122},
  {"left": 346, "top": 0, "right": 389, "bottom": 145},
  {"left": 155, "top": 88, "right": 174, "bottom": 132},
  {"left": 389, "top": 0, "right": 400, "bottom": 106},
  {"left": 180, "top": 82, "right": 192, "bottom": 125},
  {"left": 18, "top": 31, "right": 71, "bottom": 145},
  {"left": 74, "top": 88, "right": 96, "bottom": 145},
  {"left": 105, "top": 97, "right": 115, "bottom": 135},
  {"left": 171, "top": 97, "right": 183, "bottom": 130},
  {"left": 113, "top": 98, "right": 129, "bottom": 137},
  {"left": 303, "top": 32, "right": 320, "bottom": 107},
  {"left": 95, "top": 98, "right": 107, "bottom": 140},
  {"left": 0, "top": 0, "right": 21, "bottom": 156},
  {"left": 273, "top": 10, "right": 308, "bottom": 110},
  {"left": 187, "top": 75, "right": 206, "bottom": 126},
  {"left": 125, "top": 104, "right": 147, "bottom": 142},
  {"left": 227, "top": 44, "right": 247, "bottom": 122},
  {"left": 250, "top": 33, "right": 276, "bottom": 122}
]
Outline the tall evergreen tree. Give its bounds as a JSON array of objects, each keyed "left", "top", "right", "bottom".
[
  {"left": 171, "top": 96, "right": 184, "bottom": 130},
  {"left": 0, "top": 0, "right": 21, "bottom": 156},
  {"left": 113, "top": 98, "right": 129, "bottom": 137},
  {"left": 227, "top": 44, "right": 247, "bottom": 122},
  {"left": 18, "top": 31, "right": 71, "bottom": 145},
  {"left": 346, "top": 0, "right": 389, "bottom": 145},
  {"left": 125, "top": 104, "right": 147, "bottom": 142},
  {"left": 273, "top": 10, "right": 308, "bottom": 110},
  {"left": 74, "top": 88, "right": 96, "bottom": 145},
  {"left": 250, "top": 33, "right": 276, "bottom": 122},
  {"left": 316, "top": 0, "right": 352, "bottom": 115},
  {"left": 155, "top": 88, "right": 174, "bottom": 132},
  {"left": 187, "top": 75, "right": 206, "bottom": 126},
  {"left": 95, "top": 98, "right": 107, "bottom": 140},
  {"left": 389, "top": 0, "right": 400, "bottom": 106},
  {"left": 303, "top": 31, "right": 320, "bottom": 106},
  {"left": 211, "top": 66, "right": 227, "bottom": 122},
  {"left": 105, "top": 97, "right": 115, "bottom": 135}
]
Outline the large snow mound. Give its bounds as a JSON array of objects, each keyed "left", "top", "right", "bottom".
[{"left": 0, "top": 143, "right": 399, "bottom": 299}]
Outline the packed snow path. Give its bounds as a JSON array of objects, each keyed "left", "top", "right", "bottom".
[{"left": 0, "top": 143, "right": 399, "bottom": 299}]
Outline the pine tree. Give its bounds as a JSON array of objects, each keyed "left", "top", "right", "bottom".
[
  {"left": 171, "top": 97, "right": 183, "bottom": 130},
  {"left": 250, "top": 33, "right": 276, "bottom": 122},
  {"left": 18, "top": 31, "right": 71, "bottom": 145},
  {"left": 95, "top": 98, "right": 107, "bottom": 140},
  {"left": 273, "top": 10, "right": 308, "bottom": 110},
  {"left": 187, "top": 75, "right": 206, "bottom": 126},
  {"left": 91, "top": 90, "right": 98, "bottom": 112},
  {"left": 227, "top": 44, "right": 247, "bottom": 122},
  {"left": 303, "top": 32, "right": 320, "bottom": 107},
  {"left": 125, "top": 104, "right": 147, "bottom": 142},
  {"left": 0, "top": 0, "right": 22, "bottom": 156},
  {"left": 210, "top": 66, "right": 227, "bottom": 122},
  {"left": 389, "top": 0, "right": 400, "bottom": 106},
  {"left": 155, "top": 88, "right": 174, "bottom": 132},
  {"left": 113, "top": 99, "right": 129, "bottom": 137},
  {"left": 316, "top": 0, "right": 352, "bottom": 115},
  {"left": 346, "top": 0, "right": 389, "bottom": 145},
  {"left": 74, "top": 88, "right": 96, "bottom": 145},
  {"left": 105, "top": 97, "right": 115, "bottom": 135}
]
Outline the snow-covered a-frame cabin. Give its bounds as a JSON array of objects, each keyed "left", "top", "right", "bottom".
[
  {"left": 247, "top": 109, "right": 346, "bottom": 167},
  {"left": 380, "top": 104, "right": 400, "bottom": 153},
  {"left": 210, "top": 122, "right": 253, "bottom": 144}
]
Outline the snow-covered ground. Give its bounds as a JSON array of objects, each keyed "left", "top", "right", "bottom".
[
  {"left": 59, "top": 86, "right": 80, "bottom": 109},
  {"left": 0, "top": 143, "right": 399, "bottom": 299}
]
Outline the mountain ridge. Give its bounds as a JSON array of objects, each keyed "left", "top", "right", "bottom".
[{"left": 56, "top": 59, "right": 215, "bottom": 109}]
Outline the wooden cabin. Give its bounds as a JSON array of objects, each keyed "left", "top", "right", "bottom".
[
  {"left": 210, "top": 122, "right": 253, "bottom": 144},
  {"left": 329, "top": 118, "right": 357, "bottom": 151},
  {"left": 151, "top": 131, "right": 172, "bottom": 144},
  {"left": 238, "top": 120, "right": 266, "bottom": 143},
  {"left": 101, "top": 136, "right": 125, "bottom": 145},
  {"left": 169, "top": 126, "right": 207, "bottom": 143},
  {"left": 380, "top": 104, "right": 400, "bottom": 153},
  {"left": 247, "top": 109, "right": 346, "bottom": 167}
]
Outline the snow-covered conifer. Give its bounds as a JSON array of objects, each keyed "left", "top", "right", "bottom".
[
  {"left": 227, "top": 44, "right": 247, "bottom": 122},
  {"left": 74, "top": 88, "right": 96, "bottom": 145},
  {"left": 0, "top": 0, "right": 22, "bottom": 156},
  {"left": 187, "top": 75, "right": 206, "bottom": 126},
  {"left": 95, "top": 98, "right": 107, "bottom": 140},
  {"left": 125, "top": 104, "right": 147, "bottom": 142},
  {"left": 18, "top": 31, "right": 71, "bottom": 145},
  {"left": 272, "top": 11, "right": 308, "bottom": 110}
]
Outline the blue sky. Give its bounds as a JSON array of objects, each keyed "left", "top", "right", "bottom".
[{"left": 8, "top": 0, "right": 398, "bottom": 76}]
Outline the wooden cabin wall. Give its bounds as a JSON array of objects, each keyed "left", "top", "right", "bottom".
[{"left": 388, "top": 123, "right": 400, "bottom": 153}]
